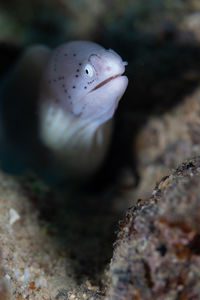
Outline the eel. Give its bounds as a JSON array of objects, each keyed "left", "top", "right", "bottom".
[{"left": 0, "top": 41, "right": 128, "bottom": 178}]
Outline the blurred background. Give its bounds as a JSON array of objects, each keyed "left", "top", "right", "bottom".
[
  {"left": 1, "top": 0, "right": 200, "bottom": 286},
  {"left": 1, "top": 0, "right": 200, "bottom": 180}
]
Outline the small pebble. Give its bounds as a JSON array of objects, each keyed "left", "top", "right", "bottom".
[{"left": 9, "top": 208, "right": 20, "bottom": 225}]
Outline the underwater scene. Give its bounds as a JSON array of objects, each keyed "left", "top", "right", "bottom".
[{"left": 0, "top": 1, "right": 200, "bottom": 299}]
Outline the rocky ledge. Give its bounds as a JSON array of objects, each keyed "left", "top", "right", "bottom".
[{"left": 107, "top": 157, "right": 200, "bottom": 300}]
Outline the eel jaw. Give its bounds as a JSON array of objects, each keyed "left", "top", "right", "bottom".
[{"left": 90, "top": 74, "right": 121, "bottom": 92}]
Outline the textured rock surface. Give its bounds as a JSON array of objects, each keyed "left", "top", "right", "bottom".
[
  {"left": 0, "top": 171, "right": 107, "bottom": 299},
  {"left": 0, "top": 0, "right": 199, "bottom": 45},
  {"left": 0, "top": 172, "right": 73, "bottom": 300},
  {"left": 130, "top": 85, "right": 200, "bottom": 204},
  {"left": 107, "top": 157, "right": 200, "bottom": 300}
]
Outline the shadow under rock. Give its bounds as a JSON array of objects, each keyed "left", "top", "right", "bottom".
[{"left": 22, "top": 175, "right": 118, "bottom": 285}]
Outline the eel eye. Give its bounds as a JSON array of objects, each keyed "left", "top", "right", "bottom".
[{"left": 84, "top": 64, "right": 95, "bottom": 77}]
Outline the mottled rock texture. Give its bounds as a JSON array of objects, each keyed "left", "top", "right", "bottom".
[
  {"left": 107, "top": 157, "right": 200, "bottom": 300},
  {"left": 131, "top": 86, "right": 200, "bottom": 202},
  {"left": 0, "top": 0, "right": 199, "bottom": 45},
  {"left": 0, "top": 171, "right": 107, "bottom": 300}
]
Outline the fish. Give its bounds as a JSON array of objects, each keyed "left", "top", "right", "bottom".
[{"left": 0, "top": 41, "right": 128, "bottom": 178}]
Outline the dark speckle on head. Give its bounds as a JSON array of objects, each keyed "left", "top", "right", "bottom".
[
  {"left": 87, "top": 79, "right": 94, "bottom": 84},
  {"left": 44, "top": 40, "right": 128, "bottom": 126}
]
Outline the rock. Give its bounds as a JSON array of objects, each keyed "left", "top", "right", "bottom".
[
  {"left": 0, "top": 255, "right": 8, "bottom": 300},
  {"left": 131, "top": 86, "right": 200, "bottom": 203},
  {"left": 0, "top": 170, "right": 103, "bottom": 299},
  {"left": 181, "top": 12, "right": 200, "bottom": 43},
  {"left": 106, "top": 157, "right": 200, "bottom": 300}
]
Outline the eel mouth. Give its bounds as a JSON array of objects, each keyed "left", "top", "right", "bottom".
[{"left": 90, "top": 74, "right": 121, "bottom": 92}]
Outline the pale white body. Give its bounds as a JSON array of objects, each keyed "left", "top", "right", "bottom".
[
  {"left": 40, "top": 101, "right": 112, "bottom": 175},
  {"left": 1, "top": 41, "right": 128, "bottom": 178}
]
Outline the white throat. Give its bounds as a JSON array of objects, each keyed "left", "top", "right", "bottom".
[{"left": 39, "top": 100, "right": 112, "bottom": 176}]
